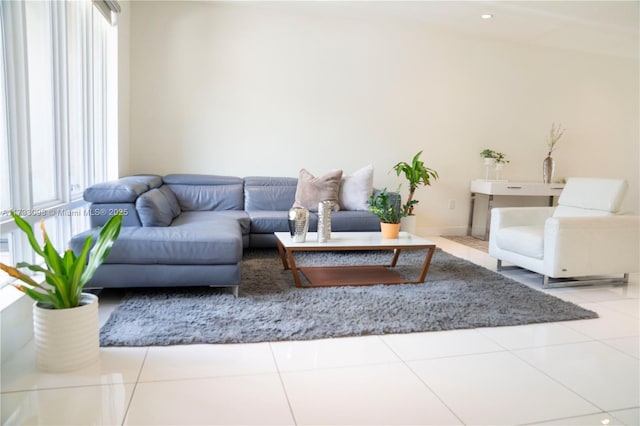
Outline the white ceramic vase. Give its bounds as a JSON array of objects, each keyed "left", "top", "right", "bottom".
[
  {"left": 400, "top": 215, "right": 417, "bottom": 234},
  {"left": 33, "top": 293, "right": 100, "bottom": 373}
]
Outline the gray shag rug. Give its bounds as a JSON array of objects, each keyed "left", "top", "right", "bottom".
[{"left": 99, "top": 248, "right": 597, "bottom": 346}]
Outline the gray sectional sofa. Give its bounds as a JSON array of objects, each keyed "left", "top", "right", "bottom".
[{"left": 70, "top": 174, "right": 382, "bottom": 295}]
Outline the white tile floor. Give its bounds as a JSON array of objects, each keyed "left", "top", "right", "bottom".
[{"left": 2, "top": 236, "right": 638, "bottom": 425}]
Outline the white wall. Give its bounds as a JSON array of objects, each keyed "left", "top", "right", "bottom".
[
  {"left": 117, "top": 0, "right": 131, "bottom": 176},
  {"left": 125, "top": 1, "right": 639, "bottom": 235}
]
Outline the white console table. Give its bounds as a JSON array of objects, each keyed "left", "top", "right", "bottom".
[{"left": 467, "top": 180, "right": 565, "bottom": 240}]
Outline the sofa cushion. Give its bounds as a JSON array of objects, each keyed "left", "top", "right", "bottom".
[
  {"left": 173, "top": 210, "right": 251, "bottom": 236},
  {"left": 495, "top": 225, "right": 544, "bottom": 259},
  {"left": 163, "top": 174, "right": 244, "bottom": 211},
  {"left": 248, "top": 211, "right": 318, "bottom": 234},
  {"left": 293, "top": 169, "right": 343, "bottom": 212},
  {"left": 84, "top": 175, "right": 163, "bottom": 203},
  {"left": 70, "top": 217, "right": 243, "bottom": 265},
  {"left": 339, "top": 164, "right": 374, "bottom": 211},
  {"left": 244, "top": 176, "right": 298, "bottom": 211},
  {"left": 136, "top": 188, "right": 180, "bottom": 227}
]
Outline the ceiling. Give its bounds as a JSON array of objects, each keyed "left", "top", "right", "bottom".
[
  {"left": 385, "top": 1, "right": 640, "bottom": 59},
  {"left": 265, "top": 1, "right": 640, "bottom": 59}
]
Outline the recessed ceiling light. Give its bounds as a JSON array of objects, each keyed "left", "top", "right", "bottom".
[{"left": 481, "top": 14, "right": 493, "bottom": 19}]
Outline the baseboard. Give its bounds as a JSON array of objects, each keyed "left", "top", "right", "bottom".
[{"left": 416, "top": 225, "right": 468, "bottom": 237}]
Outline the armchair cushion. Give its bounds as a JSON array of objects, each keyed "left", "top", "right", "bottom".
[
  {"left": 495, "top": 225, "right": 544, "bottom": 259},
  {"left": 554, "top": 177, "right": 627, "bottom": 215}
]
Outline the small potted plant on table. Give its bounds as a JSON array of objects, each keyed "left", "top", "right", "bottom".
[
  {"left": 480, "top": 149, "right": 497, "bottom": 165},
  {"left": 368, "top": 188, "right": 405, "bottom": 239},
  {"left": 0, "top": 211, "right": 122, "bottom": 372},
  {"left": 493, "top": 152, "right": 509, "bottom": 180}
]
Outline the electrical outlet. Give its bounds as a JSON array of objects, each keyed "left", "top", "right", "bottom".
[{"left": 448, "top": 199, "right": 456, "bottom": 210}]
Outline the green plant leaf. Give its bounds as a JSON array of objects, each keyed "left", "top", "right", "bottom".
[
  {"left": 19, "top": 262, "right": 71, "bottom": 307},
  {"left": 68, "top": 238, "right": 92, "bottom": 304},
  {"left": 79, "top": 213, "right": 122, "bottom": 287},
  {"left": 10, "top": 212, "right": 45, "bottom": 258},
  {"left": 19, "top": 285, "right": 52, "bottom": 305},
  {"left": 42, "top": 228, "right": 64, "bottom": 275},
  {"left": 0, "top": 263, "right": 42, "bottom": 288}
]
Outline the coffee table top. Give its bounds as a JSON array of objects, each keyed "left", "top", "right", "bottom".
[{"left": 274, "top": 231, "right": 435, "bottom": 249}]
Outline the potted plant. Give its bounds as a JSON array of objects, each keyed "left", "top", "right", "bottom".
[
  {"left": 0, "top": 211, "right": 122, "bottom": 372},
  {"left": 480, "top": 149, "right": 497, "bottom": 165},
  {"left": 391, "top": 150, "right": 439, "bottom": 233},
  {"left": 493, "top": 152, "right": 509, "bottom": 179},
  {"left": 368, "top": 188, "right": 405, "bottom": 238}
]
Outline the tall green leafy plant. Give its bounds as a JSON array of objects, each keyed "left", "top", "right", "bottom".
[
  {"left": 392, "top": 150, "right": 439, "bottom": 215},
  {"left": 0, "top": 212, "right": 122, "bottom": 309}
]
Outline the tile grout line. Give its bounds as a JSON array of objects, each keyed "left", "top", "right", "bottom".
[
  {"left": 507, "top": 343, "right": 610, "bottom": 417},
  {"left": 268, "top": 342, "right": 299, "bottom": 426},
  {"left": 120, "top": 347, "right": 150, "bottom": 426},
  {"left": 376, "top": 335, "right": 467, "bottom": 426}
]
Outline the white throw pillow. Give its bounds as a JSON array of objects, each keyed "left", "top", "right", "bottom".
[{"left": 339, "top": 164, "right": 374, "bottom": 211}]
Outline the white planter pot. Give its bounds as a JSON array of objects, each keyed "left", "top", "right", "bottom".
[
  {"left": 400, "top": 215, "right": 417, "bottom": 234},
  {"left": 33, "top": 293, "right": 100, "bottom": 373}
]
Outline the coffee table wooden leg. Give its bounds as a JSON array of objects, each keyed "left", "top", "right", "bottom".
[
  {"left": 275, "top": 237, "right": 290, "bottom": 270},
  {"left": 416, "top": 245, "right": 436, "bottom": 283},
  {"left": 390, "top": 248, "right": 401, "bottom": 267},
  {"left": 286, "top": 249, "right": 304, "bottom": 288}
]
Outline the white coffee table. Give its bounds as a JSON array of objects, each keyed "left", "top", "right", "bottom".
[{"left": 274, "top": 231, "right": 437, "bottom": 288}]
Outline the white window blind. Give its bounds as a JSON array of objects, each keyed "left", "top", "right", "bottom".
[{"left": 0, "top": 0, "right": 118, "bottom": 295}]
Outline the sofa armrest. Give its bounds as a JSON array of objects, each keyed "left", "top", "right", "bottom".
[
  {"left": 544, "top": 215, "right": 640, "bottom": 277},
  {"left": 84, "top": 175, "right": 162, "bottom": 203}
]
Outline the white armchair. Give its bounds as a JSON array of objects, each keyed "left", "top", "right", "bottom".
[{"left": 489, "top": 177, "right": 640, "bottom": 288}]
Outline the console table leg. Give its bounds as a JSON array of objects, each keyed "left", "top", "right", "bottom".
[
  {"left": 484, "top": 194, "right": 493, "bottom": 241},
  {"left": 467, "top": 192, "right": 476, "bottom": 236}
]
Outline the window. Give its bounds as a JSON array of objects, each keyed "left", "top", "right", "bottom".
[
  {"left": 25, "top": 1, "right": 59, "bottom": 206},
  {"left": 0, "top": 0, "right": 119, "bottom": 298}
]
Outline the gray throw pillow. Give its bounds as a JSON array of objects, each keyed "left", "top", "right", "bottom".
[
  {"left": 136, "top": 188, "right": 178, "bottom": 227},
  {"left": 158, "top": 185, "right": 181, "bottom": 217},
  {"left": 293, "top": 168, "right": 343, "bottom": 212}
]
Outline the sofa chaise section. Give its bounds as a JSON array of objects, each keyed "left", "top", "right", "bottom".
[{"left": 71, "top": 174, "right": 245, "bottom": 294}]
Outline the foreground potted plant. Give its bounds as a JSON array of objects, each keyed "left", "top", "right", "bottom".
[
  {"left": 0, "top": 211, "right": 122, "bottom": 372},
  {"left": 368, "top": 189, "right": 405, "bottom": 239},
  {"left": 391, "top": 150, "right": 439, "bottom": 233}
]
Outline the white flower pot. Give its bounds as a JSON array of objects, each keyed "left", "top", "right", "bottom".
[
  {"left": 33, "top": 293, "right": 100, "bottom": 373},
  {"left": 400, "top": 215, "right": 417, "bottom": 234}
]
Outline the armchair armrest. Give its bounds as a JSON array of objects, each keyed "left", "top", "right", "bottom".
[
  {"left": 544, "top": 215, "right": 640, "bottom": 277},
  {"left": 491, "top": 207, "right": 555, "bottom": 229}
]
